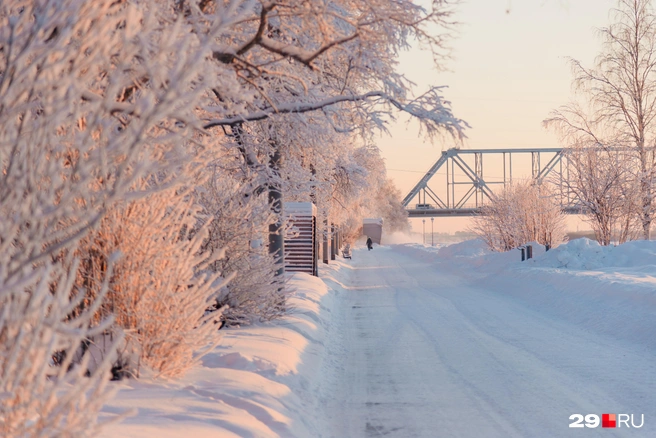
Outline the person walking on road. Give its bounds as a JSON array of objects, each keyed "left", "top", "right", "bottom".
[{"left": 366, "top": 236, "right": 373, "bottom": 251}]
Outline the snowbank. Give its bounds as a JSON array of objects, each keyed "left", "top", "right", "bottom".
[
  {"left": 99, "top": 270, "right": 339, "bottom": 437},
  {"left": 436, "top": 238, "right": 489, "bottom": 258},
  {"left": 512, "top": 238, "right": 656, "bottom": 349},
  {"left": 393, "top": 238, "right": 518, "bottom": 273},
  {"left": 394, "top": 238, "right": 656, "bottom": 350},
  {"left": 530, "top": 237, "right": 656, "bottom": 270}
]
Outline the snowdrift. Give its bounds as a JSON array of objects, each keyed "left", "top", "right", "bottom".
[
  {"left": 393, "top": 239, "right": 518, "bottom": 272},
  {"left": 99, "top": 270, "right": 339, "bottom": 437},
  {"left": 531, "top": 237, "right": 656, "bottom": 270},
  {"left": 394, "top": 238, "right": 656, "bottom": 351}
]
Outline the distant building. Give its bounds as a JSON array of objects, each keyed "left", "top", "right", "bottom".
[{"left": 362, "top": 218, "right": 383, "bottom": 244}]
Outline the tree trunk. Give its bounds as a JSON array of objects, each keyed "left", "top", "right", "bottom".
[
  {"left": 231, "top": 123, "right": 285, "bottom": 276},
  {"left": 322, "top": 217, "right": 329, "bottom": 264},
  {"left": 642, "top": 215, "right": 651, "bottom": 240},
  {"left": 268, "top": 144, "right": 285, "bottom": 277},
  {"left": 641, "top": 169, "right": 651, "bottom": 240}
]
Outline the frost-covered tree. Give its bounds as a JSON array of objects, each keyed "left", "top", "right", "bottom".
[
  {"left": 560, "top": 145, "right": 640, "bottom": 245},
  {"left": 0, "top": 0, "right": 225, "bottom": 432},
  {"left": 373, "top": 180, "right": 412, "bottom": 233},
  {"left": 271, "top": 119, "right": 408, "bottom": 245},
  {"left": 546, "top": 0, "right": 656, "bottom": 239},
  {"left": 197, "top": 0, "right": 466, "bottom": 268},
  {"left": 354, "top": 146, "right": 410, "bottom": 234},
  {"left": 471, "top": 182, "right": 567, "bottom": 252},
  {"left": 196, "top": 158, "right": 283, "bottom": 326},
  {"left": 202, "top": 0, "right": 465, "bottom": 136},
  {"left": 1, "top": 0, "right": 464, "bottom": 433}
]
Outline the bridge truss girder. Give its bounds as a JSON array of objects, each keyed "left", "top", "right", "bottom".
[{"left": 402, "top": 148, "right": 581, "bottom": 218}]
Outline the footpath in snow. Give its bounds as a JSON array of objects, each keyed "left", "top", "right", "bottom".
[{"left": 100, "top": 238, "right": 656, "bottom": 437}]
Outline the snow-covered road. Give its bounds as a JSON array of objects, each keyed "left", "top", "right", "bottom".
[{"left": 325, "top": 245, "right": 656, "bottom": 437}]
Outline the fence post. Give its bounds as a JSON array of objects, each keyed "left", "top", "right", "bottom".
[
  {"left": 330, "top": 224, "right": 336, "bottom": 260},
  {"left": 526, "top": 245, "right": 533, "bottom": 259},
  {"left": 323, "top": 219, "right": 329, "bottom": 264}
]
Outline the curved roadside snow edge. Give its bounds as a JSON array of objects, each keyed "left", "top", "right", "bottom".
[
  {"left": 394, "top": 238, "right": 656, "bottom": 350},
  {"left": 98, "top": 271, "right": 337, "bottom": 438}
]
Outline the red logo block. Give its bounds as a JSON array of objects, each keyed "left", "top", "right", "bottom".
[{"left": 602, "top": 414, "right": 617, "bottom": 428}]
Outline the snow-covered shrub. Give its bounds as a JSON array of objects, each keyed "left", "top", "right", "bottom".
[
  {"left": 0, "top": 259, "right": 121, "bottom": 438},
  {"left": 76, "top": 185, "right": 231, "bottom": 378},
  {"left": 196, "top": 162, "right": 284, "bottom": 326},
  {"left": 472, "top": 182, "right": 568, "bottom": 252},
  {"left": 0, "top": 0, "right": 219, "bottom": 432}
]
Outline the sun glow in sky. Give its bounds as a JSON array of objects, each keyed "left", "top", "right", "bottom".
[{"left": 379, "top": 0, "right": 615, "bottom": 233}]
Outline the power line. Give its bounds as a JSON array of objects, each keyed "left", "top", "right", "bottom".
[
  {"left": 448, "top": 96, "right": 563, "bottom": 104},
  {"left": 387, "top": 168, "right": 429, "bottom": 173}
]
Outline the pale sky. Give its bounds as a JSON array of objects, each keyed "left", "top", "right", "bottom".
[{"left": 379, "top": 0, "right": 616, "bottom": 233}]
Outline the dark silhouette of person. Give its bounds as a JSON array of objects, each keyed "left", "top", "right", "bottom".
[{"left": 366, "top": 236, "right": 373, "bottom": 250}]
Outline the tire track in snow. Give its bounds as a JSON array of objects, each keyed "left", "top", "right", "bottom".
[{"left": 326, "top": 246, "right": 656, "bottom": 437}]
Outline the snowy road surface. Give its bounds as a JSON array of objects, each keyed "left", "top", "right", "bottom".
[{"left": 324, "top": 245, "right": 656, "bottom": 437}]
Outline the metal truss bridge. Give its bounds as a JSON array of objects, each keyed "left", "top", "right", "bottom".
[{"left": 402, "top": 147, "right": 583, "bottom": 217}]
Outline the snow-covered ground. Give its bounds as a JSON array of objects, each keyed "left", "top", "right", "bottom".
[
  {"left": 336, "top": 239, "right": 656, "bottom": 437},
  {"left": 98, "top": 271, "right": 340, "bottom": 437},
  {"left": 100, "top": 238, "right": 656, "bottom": 437}
]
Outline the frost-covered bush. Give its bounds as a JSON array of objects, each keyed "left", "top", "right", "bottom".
[
  {"left": 76, "top": 186, "right": 230, "bottom": 378},
  {"left": 196, "top": 162, "right": 284, "bottom": 326},
  {"left": 0, "top": 260, "right": 120, "bottom": 437},
  {"left": 0, "top": 0, "right": 217, "bottom": 433},
  {"left": 472, "top": 182, "right": 568, "bottom": 252}
]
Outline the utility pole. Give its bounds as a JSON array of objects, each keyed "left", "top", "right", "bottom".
[
  {"left": 422, "top": 219, "right": 426, "bottom": 245},
  {"left": 431, "top": 217, "right": 434, "bottom": 246}
]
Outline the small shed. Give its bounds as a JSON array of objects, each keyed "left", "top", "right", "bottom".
[
  {"left": 362, "top": 218, "right": 383, "bottom": 244},
  {"left": 284, "top": 202, "right": 318, "bottom": 276}
]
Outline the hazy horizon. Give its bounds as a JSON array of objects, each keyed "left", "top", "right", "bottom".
[{"left": 379, "top": 0, "right": 615, "bottom": 233}]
